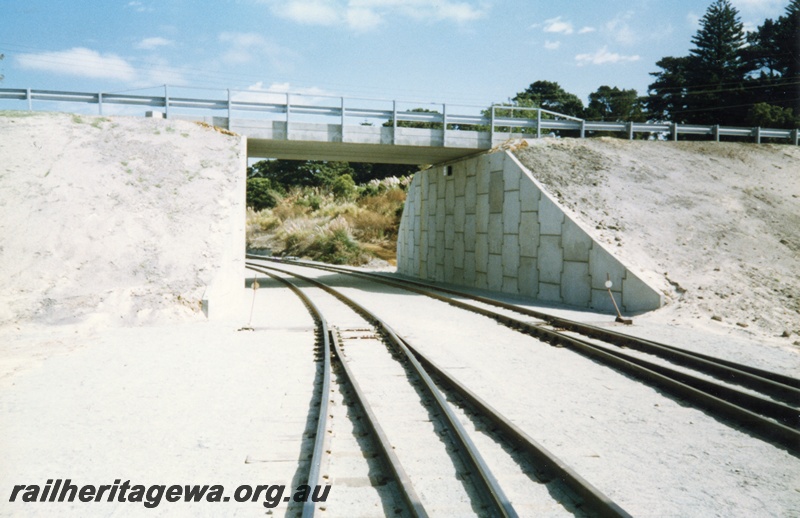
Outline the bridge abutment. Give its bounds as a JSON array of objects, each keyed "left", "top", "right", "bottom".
[{"left": 397, "top": 147, "right": 663, "bottom": 313}]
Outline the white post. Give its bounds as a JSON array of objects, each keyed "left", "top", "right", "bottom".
[
  {"left": 490, "top": 105, "right": 495, "bottom": 145},
  {"left": 537, "top": 109, "right": 541, "bottom": 139},
  {"left": 340, "top": 97, "right": 345, "bottom": 142},
  {"left": 227, "top": 89, "right": 232, "bottom": 128},
  {"left": 98, "top": 93, "right": 103, "bottom": 115},
  {"left": 442, "top": 103, "right": 447, "bottom": 147},
  {"left": 392, "top": 100, "right": 397, "bottom": 145},
  {"left": 285, "top": 92, "right": 290, "bottom": 140},
  {"left": 164, "top": 85, "right": 170, "bottom": 119},
  {"left": 27, "top": 88, "right": 32, "bottom": 111}
]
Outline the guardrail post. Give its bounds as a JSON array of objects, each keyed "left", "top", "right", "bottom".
[
  {"left": 671, "top": 122, "right": 679, "bottom": 141},
  {"left": 755, "top": 127, "right": 761, "bottom": 144},
  {"left": 793, "top": 129, "right": 799, "bottom": 146},
  {"left": 490, "top": 105, "right": 495, "bottom": 145},
  {"left": 164, "top": 85, "right": 170, "bottom": 119},
  {"left": 227, "top": 89, "right": 232, "bottom": 128},
  {"left": 27, "top": 88, "right": 32, "bottom": 111},
  {"left": 98, "top": 93, "right": 103, "bottom": 115},
  {"left": 537, "top": 109, "right": 541, "bottom": 139},
  {"left": 392, "top": 100, "right": 397, "bottom": 145},
  {"left": 286, "top": 93, "right": 290, "bottom": 140},
  {"left": 627, "top": 121, "right": 634, "bottom": 140},
  {"left": 341, "top": 97, "right": 345, "bottom": 143},
  {"left": 580, "top": 119, "right": 586, "bottom": 139},
  {"left": 442, "top": 103, "right": 447, "bottom": 147},
  {"left": 712, "top": 125, "right": 720, "bottom": 142}
]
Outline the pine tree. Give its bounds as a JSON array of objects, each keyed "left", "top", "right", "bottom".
[
  {"left": 745, "top": 0, "right": 800, "bottom": 120},
  {"left": 646, "top": 56, "right": 692, "bottom": 123},
  {"left": 684, "top": 0, "right": 747, "bottom": 125}
]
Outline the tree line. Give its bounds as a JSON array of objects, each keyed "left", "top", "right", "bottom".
[{"left": 513, "top": 0, "right": 798, "bottom": 129}]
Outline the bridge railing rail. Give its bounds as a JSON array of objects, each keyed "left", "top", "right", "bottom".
[{"left": 1, "top": 87, "right": 797, "bottom": 146}]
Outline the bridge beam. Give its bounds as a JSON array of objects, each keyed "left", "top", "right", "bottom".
[{"left": 247, "top": 138, "right": 482, "bottom": 165}]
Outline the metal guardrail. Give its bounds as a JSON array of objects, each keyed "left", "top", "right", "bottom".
[{"left": 1, "top": 87, "right": 797, "bottom": 146}]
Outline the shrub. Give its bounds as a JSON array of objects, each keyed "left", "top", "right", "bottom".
[
  {"left": 330, "top": 173, "right": 356, "bottom": 200},
  {"left": 246, "top": 178, "right": 280, "bottom": 210}
]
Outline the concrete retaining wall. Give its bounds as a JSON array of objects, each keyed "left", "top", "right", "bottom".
[
  {"left": 397, "top": 150, "right": 664, "bottom": 313},
  {"left": 201, "top": 136, "right": 248, "bottom": 321}
]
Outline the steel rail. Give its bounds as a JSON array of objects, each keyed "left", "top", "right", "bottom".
[
  {"left": 399, "top": 337, "right": 632, "bottom": 518},
  {"left": 250, "top": 263, "right": 633, "bottom": 516},
  {"left": 247, "top": 268, "right": 331, "bottom": 518},
  {"left": 253, "top": 257, "right": 799, "bottom": 402},
  {"left": 246, "top": 258, "right": 800, "bottom": 455},
  {"left": 250, "top": 268, "right": 427, "bottom": 517},
  {"left": 248, "top": 263, "right": 519, "bottom": 517}
]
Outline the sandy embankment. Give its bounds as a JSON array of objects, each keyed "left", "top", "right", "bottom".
[
  {"left": 0, "top": 111, "right": 244, "bottom": 378},
  {"left": 516, "top": 138, "right": 800, "bottom": 346}
]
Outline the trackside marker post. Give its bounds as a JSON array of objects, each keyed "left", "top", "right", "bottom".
[{"left": 606, "top": 274, "right": 633, "bottom": 325}]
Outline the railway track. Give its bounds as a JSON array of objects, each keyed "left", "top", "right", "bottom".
[
  {"left": 247, "top": 263, "right": 632, "bottom": 517},
  {"left": 247, "top": 255, "right": 800, "bottom": 458}
]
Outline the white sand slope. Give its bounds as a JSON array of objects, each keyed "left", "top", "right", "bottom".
[
  {"left": 515, "top": 138, "right": 800, "bottom": 344},
  {"left": 0, "top": 111, "right": 243, "bottom": 328}
]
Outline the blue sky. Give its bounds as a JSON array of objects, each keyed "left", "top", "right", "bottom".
[{"left": 0, "top": 0, "right": 790, "bottom": 109}]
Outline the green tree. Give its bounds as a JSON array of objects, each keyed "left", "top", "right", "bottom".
[
  {"left": 385, "top": 107, "right": 443, "bottom": 130},
  {"left": 685, "top": 0, "right": 747, "bottom": 125},
  {"left": 246, "top": 178, "right": 280, "bottom": 211},
  {"left": 646, "top": 56, "right": 692, "bottom": 122},
  {"left": 487, "top": 81, "right": 584, "bottom": 137},
  {"left": 747, "top": 102, "right": 799, "bottom": 127},
  {"left": 586, "top": 86, "right": 645, "bottom": 122},
  {"left": 330, "top": 173, "right": 356, "bottom": 200},
  {"left": 349, "top": 162, "right": 417, "bottom": 184},
  {"left": 247, "top": 160, "right": 354, "bottom": 189},
  {"left": 744, "top": 0, "right": 800, "bottom": 121},
  {"left": 512, "top": 80, "right": 584, "bottom": 117}
]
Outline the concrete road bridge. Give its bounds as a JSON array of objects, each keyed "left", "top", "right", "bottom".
[
  {"left": 3, "top": 85, "right": 798, "bottom": 314},
  {"left": 2, "top": 86, "right": 798, "bottom": 166}
]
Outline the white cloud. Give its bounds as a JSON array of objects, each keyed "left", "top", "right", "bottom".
[
  {"left": 139, "top": 56, "right": 187, "bottom": 85},
  {"left": 742, "top": 21, "right": 758, "bottom": 33},
  {"left": 544, "top": 40, "right": 561, "bottom": 50},
  {"left": 730, "top": 0, "right": 785, "bottom": 13},
  {"left": 346, "top": 7, "right": 383, "bottom": 30},
  {"left": 578, "top": 26, "right": 596, "bottom": 34},
  {"left": 575, "top": 46, "right": 640, "bottom": 66},
  {"left": 262, "top": 0, "right": 487, "bottom": 30},
  {"left": 605, "top": 11, "right": 636, "bottom": 45},
  {"left": 16, "top": 47, "right": 136, "bottom": 81},
  {"left": 136, "top": 37, "right": 173, "bottom": 50},
  {"left": 250, "top": 81, "right": 331, "bottom": 96},
  {"left": 686, "top": 11, "right": 700, "bottom": 27},
  {"left": 275, "top": 0, "right": 341, "bottom": 25},
  {"left": 218, "top": 32, "right": 298, "bottom": 68},
  {"left": 541, "top": 16, "right": 574, "bottom": 35},
  {"left": 233, "top": 82, "right": 334, "bottom": 104},
  {"left": 126, "top": 1, "right": 152, "bottom": 13}
]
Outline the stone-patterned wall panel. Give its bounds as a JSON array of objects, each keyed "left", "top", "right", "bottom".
[
  {"left": 397, "top": 149, "right": 663, "bottom": 313},
  {"left": 562, "top": 261, "right": 591, "bottom": 306},
  {"left": 537, "top": 235, "right": 563, "bottom": 285}
]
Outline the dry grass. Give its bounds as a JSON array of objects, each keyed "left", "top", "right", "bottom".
[{"left": 246, "top": 179, "right": 408, "bottom": 265}]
